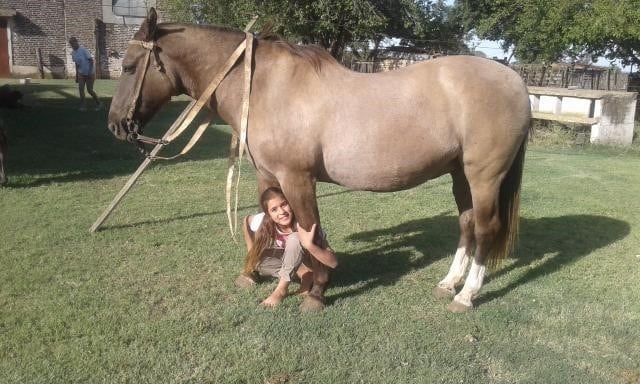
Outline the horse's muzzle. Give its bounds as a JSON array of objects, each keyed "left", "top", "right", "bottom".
[
  {"left": 107, "top": 118, "right": 142, "bottom": 142},
  {"left": 107, "top": 120, "right": 127, "bottom": 141}
]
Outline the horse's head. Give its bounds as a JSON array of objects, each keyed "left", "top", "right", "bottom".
[{"left": 107, "top": 8, "right": 175, "bottom": 142}]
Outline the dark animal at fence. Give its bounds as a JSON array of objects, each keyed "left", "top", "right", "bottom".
[
  {"left": 0, "top": 127, "right": 7, "bottom": 186},
  {"left": 0, "top": 84, "right": 26, "bottom": 186},
  {"left": 107, "top": 8, "right": 531, "bottom": 312},
  {"left": 0, "top": 85, "right": 25, "bottom": 109}
]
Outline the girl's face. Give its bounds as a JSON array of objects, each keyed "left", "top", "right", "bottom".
[{"left": 265, "top": 195, "right": 293, "bottom": 230}]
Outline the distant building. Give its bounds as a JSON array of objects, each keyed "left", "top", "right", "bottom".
[{"left": 0, "top": 0, "right": 166, "bottom": 79}]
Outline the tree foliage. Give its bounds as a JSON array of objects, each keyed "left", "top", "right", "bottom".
[
  {"left": 459, "top": 0, "right": 640, "bottom": 67},
  {"left": 570, "top": 0, "right": 640, "bottom": 68},
  {"left": 162, "top": 0, "right": 465, "bottom": 59}
]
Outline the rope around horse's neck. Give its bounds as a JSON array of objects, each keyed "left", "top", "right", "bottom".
[
  {"left": 147, "top": 35, "right": 251, "bottom": 161},
  {"left": 127, "top": 31, "right": 254, "bottom": 241}
]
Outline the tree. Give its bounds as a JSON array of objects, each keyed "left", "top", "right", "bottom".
[
  {"left": 458, "top": 0, "right": 640, "bottom": 67},
  {"left": 569, "top": 0, "right": 640, "bottom": 68},
  {"left": 163, "top": 0, "right": 466, "bottom": 59}
]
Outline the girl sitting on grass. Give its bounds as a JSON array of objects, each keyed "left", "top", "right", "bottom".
[{"left": 235, "top": 187, "right": 337, "bottom": 307}]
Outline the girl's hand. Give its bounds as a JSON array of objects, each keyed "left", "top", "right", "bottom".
[
  {"left": 298, "top": 223, "right": 339, "bottom": 269},
  {"left": 297, "top": 223, "right": 317, "bottom": 250}
]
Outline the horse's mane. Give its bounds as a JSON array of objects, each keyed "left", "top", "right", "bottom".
[
  {"left": 257, "top": 27, "right": 336, "bottom": 72},
  {"left": 158, "top": 23, "right": 335, "bottom": 73}
]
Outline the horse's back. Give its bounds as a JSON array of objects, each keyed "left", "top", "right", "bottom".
[
  {"left": 418, "top": 56, "right": 531, "bottom": 169},
  {"left": 311, "top": 56, "right": 529, "bottom": 190},
  {"left": 327, "top": 55, "right": 529, "bottom": 141}
]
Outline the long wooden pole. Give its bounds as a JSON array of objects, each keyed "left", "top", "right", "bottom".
[{"left": 89, "top": 100, "right": 196, "bottom": 233}]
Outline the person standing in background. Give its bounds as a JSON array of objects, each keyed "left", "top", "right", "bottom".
[{"left": 69, "top": 37, "right": 102, "bottom": 111}]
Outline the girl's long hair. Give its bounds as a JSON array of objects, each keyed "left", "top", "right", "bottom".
[{"left": 243, "top": 187, "right": 290, "bottom": 274}]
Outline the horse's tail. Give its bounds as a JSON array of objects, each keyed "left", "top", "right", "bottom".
[{"left": 487, "top": 125, "right": 530, "bottom": 269}]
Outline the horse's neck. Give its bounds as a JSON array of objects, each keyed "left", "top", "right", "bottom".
[
  {"left": 162, "top": 25, "right": 244, "bottom": 99},
  {"left": 164, "top": 26, "right": 348, "bottom": 129}
]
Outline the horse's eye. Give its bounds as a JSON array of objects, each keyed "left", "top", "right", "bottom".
[{"left": 122, "top": 63, "right": 136, "bottom": 74}]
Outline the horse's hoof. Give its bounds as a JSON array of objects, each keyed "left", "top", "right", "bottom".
[
  {"left": 447, "top": 300, "right": 473, "bottom": 313},
  {"left": 433, "top": 285, "right": 455, "bottom": 299},
  {"left": 299, "top": 295, "right": 325, "bottom": 313},
  {"left": 233, "top": 273, "right": 256, "bottom": 289}
]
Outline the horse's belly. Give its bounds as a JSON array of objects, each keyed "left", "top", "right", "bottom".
[{"left": 322, "top": 151, "right": 456, "bottom": 192}]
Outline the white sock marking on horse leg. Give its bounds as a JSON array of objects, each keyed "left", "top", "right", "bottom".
[
  {"left": 437, "top": 247, "right": 470, "bottom": 291},
  {"left": 453, "top": 260, "right": 486, "bottom": 307}
]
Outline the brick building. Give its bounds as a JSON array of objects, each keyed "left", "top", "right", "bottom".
[{"left": 0, "top": 0, "right": 167, "bottom": 79}]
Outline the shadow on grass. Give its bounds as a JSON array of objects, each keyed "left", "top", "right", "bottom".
[
  {"left": 0, "top": 88, "right": 232, "bottom": 187},
  {"left": 329, "top": 214, "right": 630, "bottom": 306}
]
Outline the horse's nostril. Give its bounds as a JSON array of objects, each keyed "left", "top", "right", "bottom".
[{"left": 108, "top": 122, "right": 119, "bottom": 135}]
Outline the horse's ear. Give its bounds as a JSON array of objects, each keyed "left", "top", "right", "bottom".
[{"left": 139, "top": 7, "right": 158, "bottom": 41}]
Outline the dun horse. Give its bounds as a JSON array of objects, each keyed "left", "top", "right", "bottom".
[{"left": 107, "top": 9, "right": 531, "bottom": 312}]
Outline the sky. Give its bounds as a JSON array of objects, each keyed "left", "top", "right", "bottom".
[{"left": 470, "top": 32, "right": 630, "bottom": 72}]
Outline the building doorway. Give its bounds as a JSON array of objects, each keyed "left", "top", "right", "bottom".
[{"left": 0, "top": 18, "right": 10, "bottom": 77}]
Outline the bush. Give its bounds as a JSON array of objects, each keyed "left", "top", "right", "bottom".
[{"left": 530, "top": 120, "right": 591, "bottom": 148}]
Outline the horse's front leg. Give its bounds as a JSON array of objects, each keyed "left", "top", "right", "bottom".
[
  {"left": 279, "top": 173, "right": 329, "bottom": 312},
  {"left": 257, "top": 174, "right": 281, "bottom": 197}
]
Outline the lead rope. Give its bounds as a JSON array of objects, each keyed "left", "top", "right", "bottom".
[
  {"left": 90, "top": 22, "right": 256, "bottom": 234},
  {"left": 225, "top": 31, "right": 254, "bottom": 242},
  {"left": 147, "top": 36, "right": 250, "bottom": 160}
]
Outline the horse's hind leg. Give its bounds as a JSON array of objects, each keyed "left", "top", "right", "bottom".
[
  {"left": 447, "top": 176, "right": 501, "bottom": 312},
  {"left": 433, "top": 168, "right": 474, "bottom": 299}
]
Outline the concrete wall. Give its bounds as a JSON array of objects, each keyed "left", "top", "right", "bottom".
[
  {"left": 592, "top": 94, "right": 638, "bottom": 146},
  {"left": 529, "top": 87, "right": 637, "bottom": 146}
]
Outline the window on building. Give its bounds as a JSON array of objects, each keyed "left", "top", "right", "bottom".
[{"left": 112, "top": 0, "right": 156, "bottom": 18}]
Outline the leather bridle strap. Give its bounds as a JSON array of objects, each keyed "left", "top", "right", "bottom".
[{"left": 125, "top": 40, "right": 154, "bottom": 124}]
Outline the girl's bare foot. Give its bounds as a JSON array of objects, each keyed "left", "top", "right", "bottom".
[
  {"left": 260, "top": 290, "right": 287, "bottom": 308},
  {"left": 259, "top": 280, "right": 288, "bottom": 308}
]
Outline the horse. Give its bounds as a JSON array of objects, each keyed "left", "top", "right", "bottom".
[{"left": 107, "top": 8, "right": 531, "bottom": 313}]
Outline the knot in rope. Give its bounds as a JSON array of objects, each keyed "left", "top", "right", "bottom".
[{"left": 129, "top": 40, "right": 155, "bottom": 50}]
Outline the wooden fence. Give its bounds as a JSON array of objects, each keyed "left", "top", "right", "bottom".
[
  {"left": 344, "top": 58, "right": 630, "bottom": 93},
  {"left": 512, "top": 64, "right": 629, "bottom": 91}
]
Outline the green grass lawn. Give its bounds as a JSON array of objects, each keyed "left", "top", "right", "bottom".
[{"left": 1, "top": 79, "right": 639, "bottom": 383}]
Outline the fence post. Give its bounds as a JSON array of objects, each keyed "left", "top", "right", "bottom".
[{"left": 36, "top": 48, "right": 44, "bottom": 79}]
